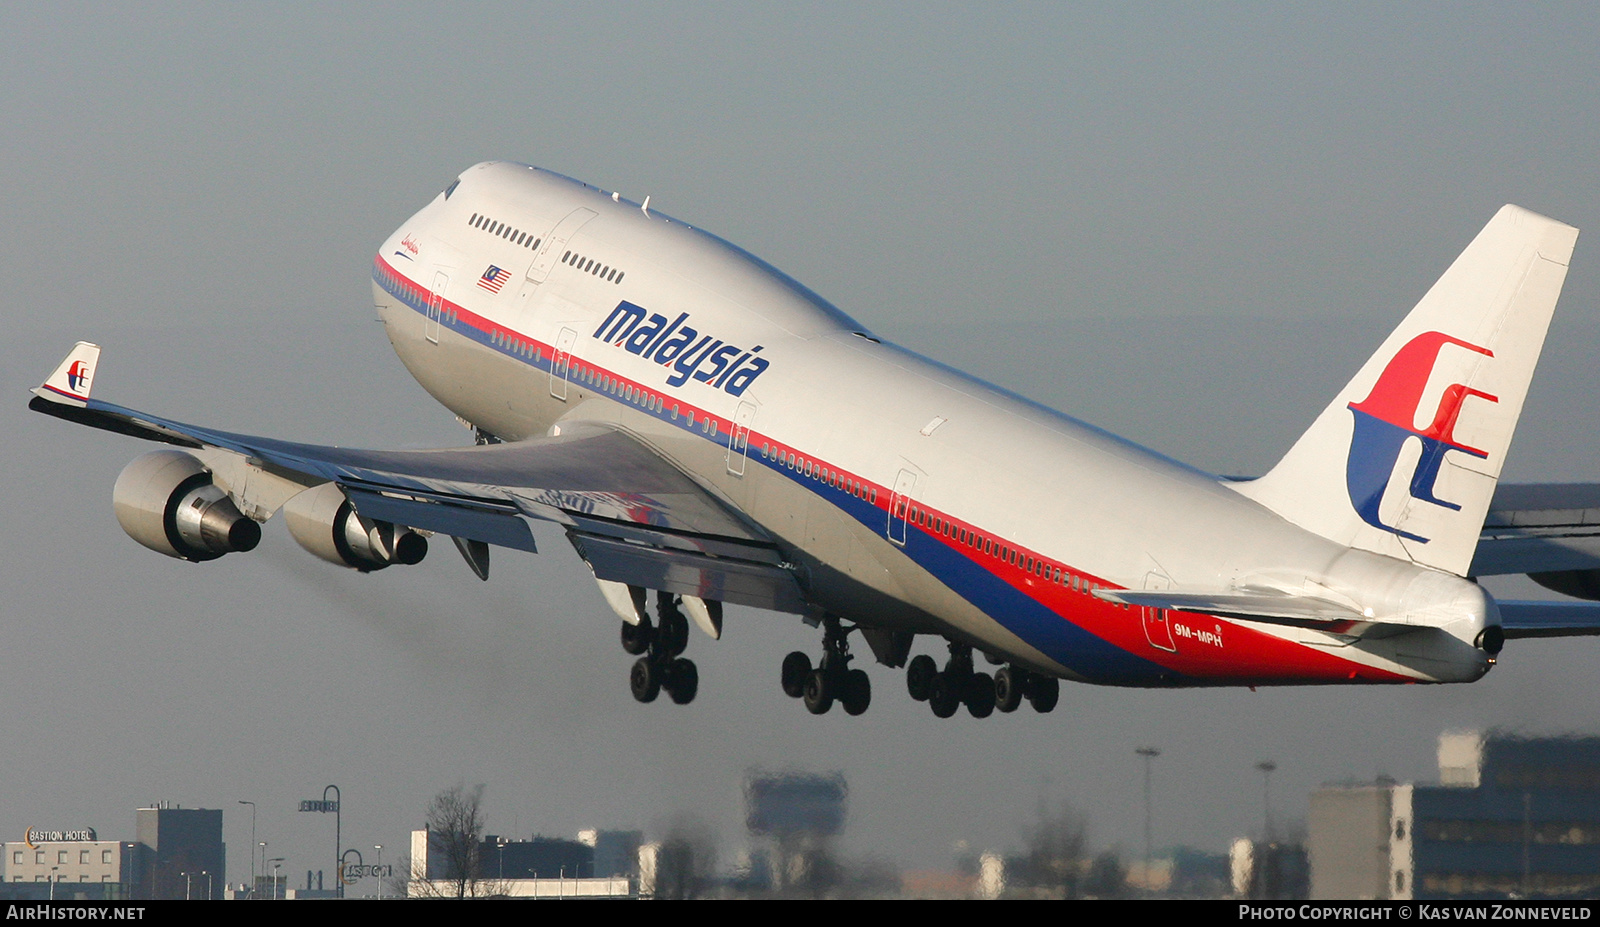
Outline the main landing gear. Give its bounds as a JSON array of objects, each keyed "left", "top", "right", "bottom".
[
  {"left": 780, "top": 616, "right": 872, "bottom": 716},
  {"left": 906, "top": 642, "right": 1058, "bottom": 719},
  {"left": 621, "top": 591, "right": 699, "bottom": 705}
]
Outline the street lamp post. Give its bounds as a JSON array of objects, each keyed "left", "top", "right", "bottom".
[
  {"left": 1137, "top": 746, "right": 1161, "bottom": 895},
  {"left": 374, "top": 845, "right": 383, "bottom": 900},
  {"left": 268, "top": 859, "right": 284, "bottom": 900},
  {"left": 1256, "top": 760, "right": 1278, "bottom": 841},
  {"left": 238, "top": 801, "right": 256, "bottom": 895}
]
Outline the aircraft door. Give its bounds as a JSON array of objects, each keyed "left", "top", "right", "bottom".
[
  {"left": 726, "top": 402, "right": 757, "bottom": 476},
  {"left": 888, "top": 468, "right": 917, "bottom": 546},
  {"left": 1140, "top": 571, "right": 1177, "bottom": 653},
  {"left": 550, "top": 327, "right": 577, "bottom": 400},
  {"left": 426, "top": 271, "right": 449, "bottom": 344},
  {"left": 524, "top": 207, "right": 599, "bottom": 287}
]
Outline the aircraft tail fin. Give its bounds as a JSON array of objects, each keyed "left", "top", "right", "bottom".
[
  {"left": 34, "top": 341, "right": 102, "bottom": 408},
  {"left": 1233, "top": 206, "right": 1578, "bottom": 576}
]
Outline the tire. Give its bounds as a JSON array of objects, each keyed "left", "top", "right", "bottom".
[
  {"left": 928, "top": 672, "right": 960, "bottom": 718},
  {"left": 906, "top": 654, "right": 937, "bottom": 702},
  {"left": 781, "top": 651, "right": 812, "bottom": 698},
  {"left": 621, "top": 619, "right": 653, "bottom": 655},
  {"left": 965, "top": 671, "right": 995, "bottom": 718},
  {"left": 630, "top": 657, "right": 660, "bottom": 703},
  {"left": 803, "top": 668, "right": 834, "bottom": 715},
  {"left": 994, "top": 666, "right": 1024, "bottom": 713},
  {"left": 658, "top": 609, "right": 689, "bottom": 657},
  {"left": 666, "top": 658, "right": 699, "bottom": 705},
  {"left": 841, "top": 669, "right": 871, "bottom": 716},
  {"left": 1027, "top": 675, "right": 1060, "bottom": 713}
]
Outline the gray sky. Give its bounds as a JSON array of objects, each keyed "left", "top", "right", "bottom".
[{"left": 5, "top": 3, "right": 1600, "bottom": 885}]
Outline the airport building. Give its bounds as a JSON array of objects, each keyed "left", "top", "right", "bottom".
[{"left": 1310, "top": 731, "right": 1600, "bottom": 900}]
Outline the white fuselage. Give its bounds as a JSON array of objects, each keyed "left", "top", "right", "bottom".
[{"left": 369, "top": 161, "right": 1493, "bottom": 688}]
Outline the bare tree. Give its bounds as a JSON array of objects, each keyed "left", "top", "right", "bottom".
[
  {"left": 653, "top": 817, "right": 718, "bottom": 900},
  {"left": 1017, "top": 801, "right": 1089, "bottom": 898},
  {"left": 402, "top": 783, "right": 490, "bottom": 898}
]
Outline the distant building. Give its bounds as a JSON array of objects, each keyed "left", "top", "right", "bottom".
[
  {"left": 2, "top": 805, "right": 224, "bottom": 901},
  {"left": 136, "top": 806, "right": 224, "bottom": 900},
  {"left": 2, "top": 829, "right": 142, "bottom": 900},
  {"left": 407, "top": 828, "right": 635, "bottom": 899},
  {"left": 1310, "top": 731, "right": 1600, "bottom": 900}
]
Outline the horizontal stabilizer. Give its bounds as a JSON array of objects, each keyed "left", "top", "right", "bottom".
[
  {"left": 1497, "top": 601, "right": 1600, "bottom": 638},
  {"left": 1094, "top": 587, "right": 1369, "bottom": 629},
  {"left": 1472, "top": 482, "right": 1600, "bottom": 576}
]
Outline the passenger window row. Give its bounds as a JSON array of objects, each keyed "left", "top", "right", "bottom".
[
  {"left": 572, "top": 364, "right": 679, "bottom": 419},
  {"left": 760, "top": 443, "right": 878, "bottom": 505},
  {"left": 905, "top": 504, "right": 1107, "bottom": 598},
  {"left": 492, "top": 329, "right": 539, "bottom": 359},
  {"left": 561, "top": 250, "right": 625, "bottom": 285},
  {"left": 468, "top": 213, "right": 543, "bottom": 252}
]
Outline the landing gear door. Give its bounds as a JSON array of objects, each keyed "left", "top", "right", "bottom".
[
  {"left": 426, "top": 271, "right": 449, "bottom": 344},
  {"left": 887, "top": 468, "right": 917, "bottom": 546},
  {"left": 1141, "top": 571, "right": 1177, "bottom": 653},
  {"left": 726, "top": 401, "right": 757, "bottom": 476},
  {"left": 550, "top": 327, "right": 577, "bottom": 400},
  {"left": 524, "top": 207, "right": 599, "bottom": 288}
]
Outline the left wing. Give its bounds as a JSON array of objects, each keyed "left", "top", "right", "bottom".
[{"left": 30, "top": 343, "right": 806, "bottom": 613}]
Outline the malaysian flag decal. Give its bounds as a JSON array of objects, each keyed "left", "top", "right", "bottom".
[{"left": 477, "top": 265, "right": 511, "bottom": 293}]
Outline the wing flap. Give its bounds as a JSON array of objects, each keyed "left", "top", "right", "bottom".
[
  {"left": 569, "top": 530, "right": 806, "bottom": 614},
  {"left": 343, "top": 488, "right": 539, "bottom": 553}
]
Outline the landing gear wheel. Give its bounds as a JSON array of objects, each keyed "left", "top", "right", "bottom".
[
  {"left": 665, "top": 658, "right": 699, "bottom": 705},
  {"left": 630, "top": 657, "right": 661, "bottom": 703},
  {"left": 906, "top": 654, "right": 938, "bottom": 702},
  {"left": 803, "top": 669, "right": 835, "bottom": 715},
  {"left": 781, "top": 651, "right": 812, "bottom": 698},
  {"left": 621, "top": 619, "right": 653, "bottom": 655},
  {"left": 658, "top": 609, "right": 690, "bottom": 657},
  {"left": 1027, "top": 675, "right": 1060, "bottom": 713},
  {"left": 965, "top": 672, "right": 996, "bottom": 718},
  {"left": 841, "top": 669, "right": 871, "bottom": 716},
  {"left": 928, "top": 672, "right": 960, "bottom": 718},
  {"left": 994, "top": 666, "right": 1024, "bottom": 713}
]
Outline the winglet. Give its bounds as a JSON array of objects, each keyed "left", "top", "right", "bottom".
[{"left": 34, "top": 342, "right": 101, "bottom": 408}]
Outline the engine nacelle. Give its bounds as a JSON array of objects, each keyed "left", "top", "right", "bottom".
[
  {"left": 282, "top": 482, "right": 427, "bottom": 572},
  {"left": 113, "top": 450, "right": 262, "bottom": 562}
]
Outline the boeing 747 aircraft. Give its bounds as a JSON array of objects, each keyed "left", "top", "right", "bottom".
[{"left": 30, "top": 162, "right": 1600, "bottom": 718}]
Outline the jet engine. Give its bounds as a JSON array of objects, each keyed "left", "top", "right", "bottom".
[
  {"left": 112, "top": 450, "right": 262, "bottom": 562},
  {"left": 282, "top": 482, "right": 427, "bottom": 572}
]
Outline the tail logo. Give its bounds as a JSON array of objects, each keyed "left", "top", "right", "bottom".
[
  {"left": 66, "top": 359, "right": 90, "bottom": 395},
  {"left": 1345, "top": 331, "right": 1497, "bottom": 542}
]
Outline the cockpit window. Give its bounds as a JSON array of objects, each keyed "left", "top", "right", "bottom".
[{"left": 444, "top": 179, "right": 461, "bottom": 199}]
